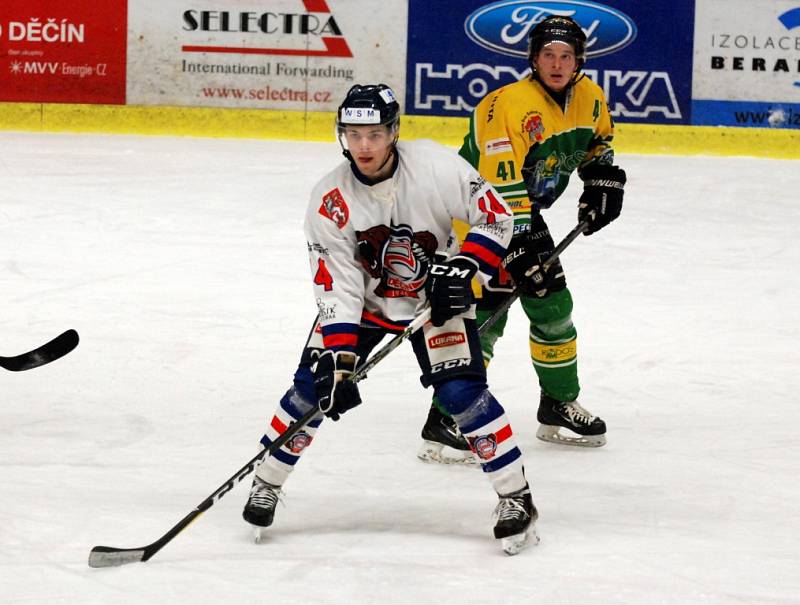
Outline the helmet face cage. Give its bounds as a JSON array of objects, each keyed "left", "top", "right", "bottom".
[
  {"left": 336, "top": 84, "right": 400, "bottom": 151},
  {"left": 527, "top": 16, "right": 587, "bottom": 74}
]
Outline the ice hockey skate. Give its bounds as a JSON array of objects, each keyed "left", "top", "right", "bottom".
[
  {"left": 242, "top": 476, "right": 283, "bottom": 543},
  {"left": 417, "top": 404, "right": 478, "bottom": 466},
  {"left": 493, "top": 485, "right": 539, "bottom": 555},
  {"left": 536, "top": 393, "right": 607, "bottom": 447}
]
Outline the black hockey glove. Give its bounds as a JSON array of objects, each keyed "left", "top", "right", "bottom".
[
  {"left": 578, "top": 163, "right": 626, "bottom": 236},
  {"left": 425, "top": 257, "right": 477, "bottom": 327},
  {"left": 314, "top": 350, "right": 361, "bottom": 422},
  {"left": 502, "top": 234, "right": 559, "bottom": 298}
]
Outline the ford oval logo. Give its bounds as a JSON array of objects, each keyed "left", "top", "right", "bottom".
[{"left": 464, "top": 0, "right": 637, "bottom": 59}]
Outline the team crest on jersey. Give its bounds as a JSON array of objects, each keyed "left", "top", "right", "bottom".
[
  {"left": 526, "top": 153, "right": 561, "bottom": 208},
  {"left": 356, "top": 224, "right": 438, "bottom": 299},
  {"left": 286, "top": 431, "right": 313, "bottom": 454},
  {"left": 522, "top": 111, "right": 545, "bottom": 143},
  {"left": 319, "top": 188, "right": 350, "bottom": 229},
  {"left": 467, "top": 433, "right": 498, "bottom": 460}
]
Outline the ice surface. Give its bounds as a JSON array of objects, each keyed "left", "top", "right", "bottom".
[{"left": 1, "top": 131, "right": 798, "bottom": 604}]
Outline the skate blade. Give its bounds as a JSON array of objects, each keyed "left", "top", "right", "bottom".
[
  {"left": 417, "top": 440, "right": 479, "bottom": 466},
  {"left": 501, "top": 524, "right": 540, "bottom": 556},
  {"left": 536, "top": 424, "right": 606, "bottom": 448}
]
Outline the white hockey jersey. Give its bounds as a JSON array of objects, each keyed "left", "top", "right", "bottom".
[{"left": 304, "top": 139, "right": 513, "bottom": 352}]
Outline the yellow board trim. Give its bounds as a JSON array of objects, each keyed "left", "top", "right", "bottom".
[
  {"left": 1, "top": 102, "right": 798, "bottom": 159},
  {"left": 0, "top": 102, "right": 336, "bottom": 140},
  {"left": 530, "top": 338, "right": 577, "bottom": 364}
]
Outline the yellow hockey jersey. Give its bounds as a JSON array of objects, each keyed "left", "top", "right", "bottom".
[{"left": 459, "top": 74, "right": 615, "bottom": 233}]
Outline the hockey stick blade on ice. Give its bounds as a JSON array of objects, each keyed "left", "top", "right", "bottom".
[
  {"left": 87, "top": 412, "right": 315, "bottom": 568},
  {"left": 88, "top": 309, "right": 432, "bottom": 568},
  {"left": 478, "top": 220, "right": 589, "bottom": 335},
  {"left": 0, "top": 329, "right": 80, "bottom": 371}
]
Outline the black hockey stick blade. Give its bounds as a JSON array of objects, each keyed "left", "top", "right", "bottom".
[
  {"left": 0, "top": 329, "right": 80, "bottom": 371},
  {"left": 88, "top": 406, "right": 322, "bottom": 567},
  {"left": 88, "top": 546, "right": 147, "bottom": 568},
  {"left": 88, "top": 406, "right": 321, "bottom": 568}
]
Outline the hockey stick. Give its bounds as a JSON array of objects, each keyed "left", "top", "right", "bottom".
[
  {"left": 0, "top": 329, "right": 79, "bottom": 371},
  {"left": 87, "top": 221, "right": 588, "bottom": 567},
  {"left": 347, "top": 306, "right": 431, "bottom": 381},
  {"left": 477, "top": 219, "right": 590, "bottom": 335},
  {"left": 88, "top": 308, "right": 432, "bottom": 568}
]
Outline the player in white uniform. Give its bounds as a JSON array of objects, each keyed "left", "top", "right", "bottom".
[{"left": 242, "top": 84, "right": 537, "bottom": 554}]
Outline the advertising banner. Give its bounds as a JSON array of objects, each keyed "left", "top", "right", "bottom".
[
  {"left": 693, "top": 0, "right": 800, "bottom": 128},
  {"left": 0, "top": 0, "right": 127, "bottom": 104},
  {"left": 126, "top": 0, "right": 407, "bottom": 111},
  {"left": 406, "top": 0, "right": 694, "bottom": 125}
]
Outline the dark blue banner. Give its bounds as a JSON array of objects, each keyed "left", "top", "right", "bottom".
[
  {"left": 405, "top": 0, "right": 695, "bottom": 124},
  {"left": 693, "top": 99, "right": 800, "bottom": 129}
]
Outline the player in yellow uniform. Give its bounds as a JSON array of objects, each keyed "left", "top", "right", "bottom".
[{"left": 418, "top": 16, "right": 626, "bottom": 461}]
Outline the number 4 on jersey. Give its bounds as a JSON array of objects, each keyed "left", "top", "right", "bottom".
[
  {"left": 314, "top": 258, "right": 334, "bottom": 291},
  {"left": 477, "top": 190, "right": 509, "bottom": 224}
]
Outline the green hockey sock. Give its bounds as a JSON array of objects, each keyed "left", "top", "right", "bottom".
[{"left": 520, "top": 289, "right": 580, "bottom": 402}]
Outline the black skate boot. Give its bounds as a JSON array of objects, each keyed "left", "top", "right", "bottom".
[
  {"left": 242, "top": 476, "right": 283, "bottom": 542},
  {"left": 536, "top": 393, "right": 607, "bottom": 447},
  {"left": 493, "top": 485, "right": 539, "bottom": 555},
  {"left": 417, "top": 403, "right": 477, "bottom": 466}
]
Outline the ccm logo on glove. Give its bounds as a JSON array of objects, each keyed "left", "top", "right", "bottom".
[
  {"left": 425, "top": 257, "right": 478, "bottom": 327},
  {"left": 429, "top": 263, "right": 474, "bottom": 279}
]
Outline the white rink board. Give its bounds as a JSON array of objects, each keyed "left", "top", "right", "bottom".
[
  {"left": 693, "top": 0, "right": 800, "bottom": 102},
  {"left": 126, "top": 0, "right": 408, "bottom": 109}
]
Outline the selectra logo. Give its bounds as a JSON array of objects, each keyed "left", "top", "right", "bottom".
[
  {"left": 181, "top": 0, "right": 352, "bottom": 57},
  {"left": 464, "top": 0, "right": 637, "bottom": 59}
]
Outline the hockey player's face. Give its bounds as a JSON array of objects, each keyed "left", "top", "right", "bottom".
[
  {"left": 343, "top": 125, "right": 394, "bottom": 178},
  {"left": 534, "top": 42, "right": 577, "bottom": 91}
]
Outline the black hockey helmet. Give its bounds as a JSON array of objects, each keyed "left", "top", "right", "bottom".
[
  {"left": 336, "top": 84, "right": 400, "bottom": 134},
  {"left": 527, "top": 15, "right": 587, "bottom": 72},
  {"left": 336, "top": 84, "right": 400, "bottom": 159}
]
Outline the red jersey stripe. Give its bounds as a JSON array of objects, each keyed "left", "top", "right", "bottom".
[
  {"left": 461, "top": 241, "right": 502, "bottom": 268},
  {"left": 323, "top": 333, "right": 358, "bottom": 348}
]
